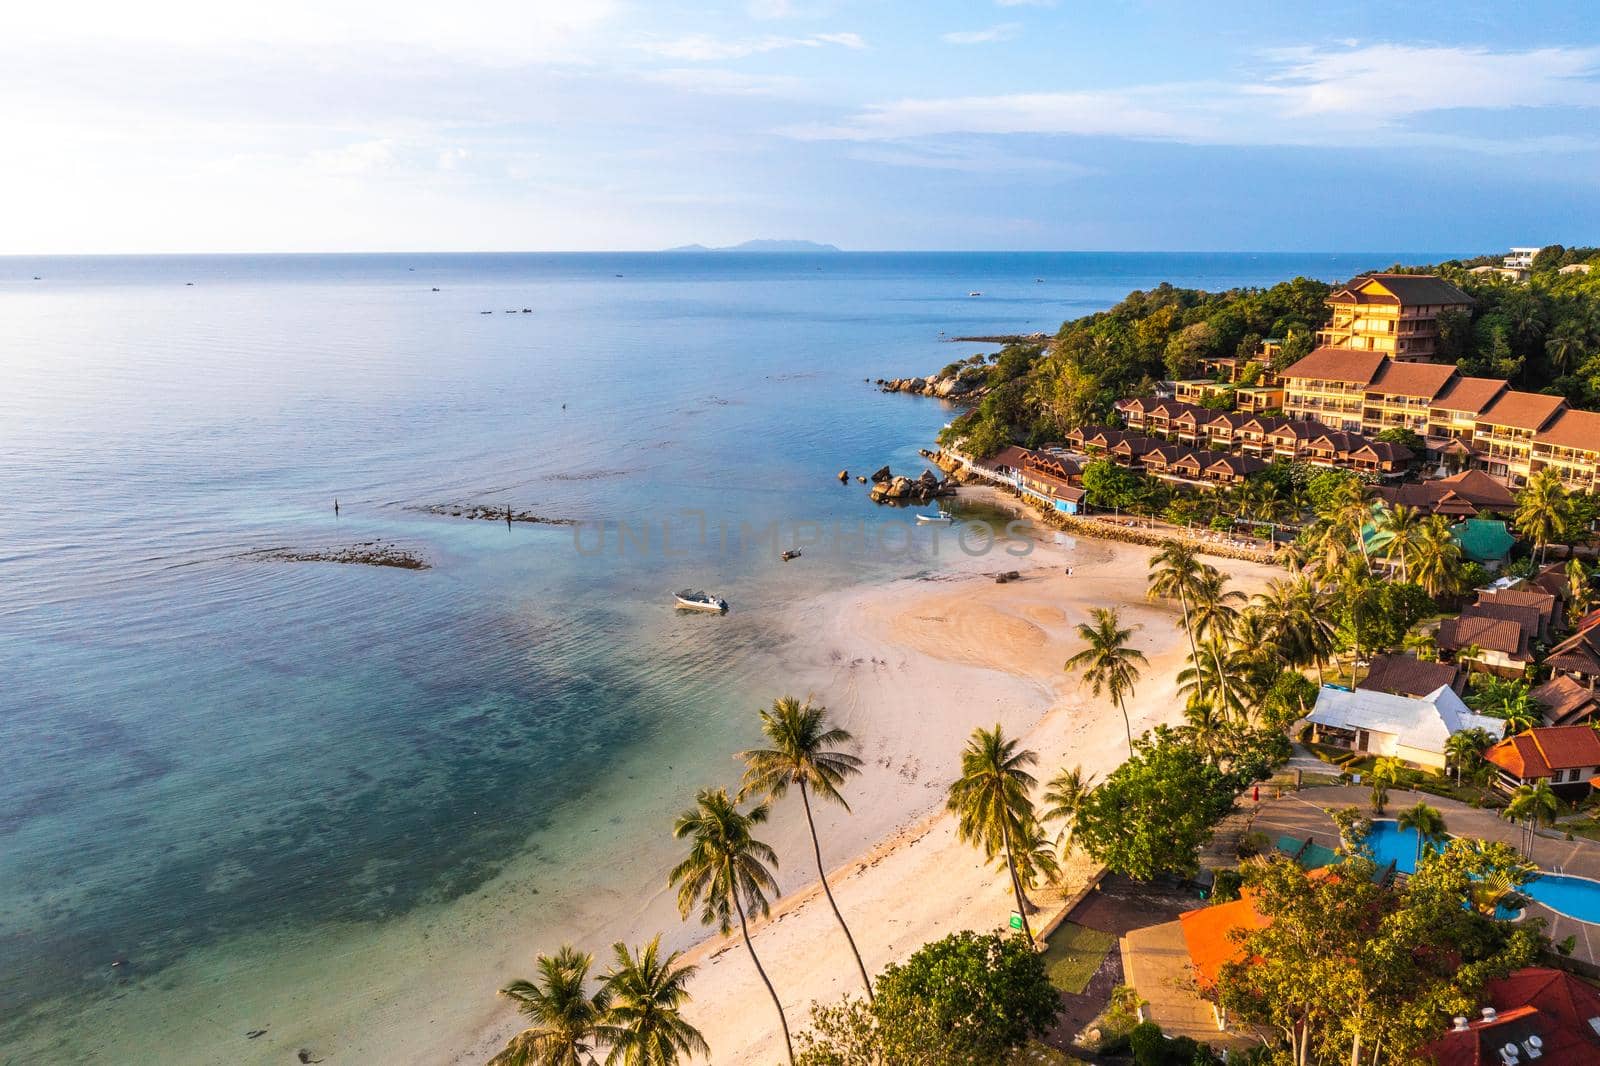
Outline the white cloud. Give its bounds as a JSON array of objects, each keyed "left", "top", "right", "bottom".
[
  {"left": 308, "top": 138, "right": 399, "bottom": 175},
  {"left": 643, "top": 68, "right": 807, "bottom": 97},
  {"left": 943, "top": 23, "right": 1022, "bottom": 45},
  {"left": 6, "top": 0, "right": 618, "bottom": 65},
  {"left": 639, "top": 31, "right": 866, "bottom": 61},
  {"left": 793, "top": 43, "right": 1600, "bottom": 150}
]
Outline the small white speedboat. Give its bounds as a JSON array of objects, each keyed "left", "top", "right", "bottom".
[
  {"left": 915, "top": 512, "right": 954, "bottom": 524},
  {"left": 674, "top": 589, "right": 728, "bottom": 612},
  {"left": 967, "top": 291, "right": 982, "bottom": 297}
]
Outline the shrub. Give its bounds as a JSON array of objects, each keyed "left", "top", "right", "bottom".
[{"left": 1211, "top": 868, "right": 1244, "bottom": 903}]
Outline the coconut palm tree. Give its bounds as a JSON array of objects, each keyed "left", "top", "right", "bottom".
[
  {"left": 1374, "top": 502, "right": 1422, "bottom": 582},
  {"left": 1189, "top": 568, "right": 1246, "bottom": 714},
  {"left": 669, "top": 789, "right": 793, "bottom": 1065},
  {"left": 1411, "top": 516, "right": 1466, "bottom": 600},
  {"left": 1505, "top": 780, "right": 1562, "bottom": 861},
  {"left": 1444, "top": 727, "right": 1494, "bottom": 787},
  {"left": 1368, "top": 756, "right": 1404, "bottom": 816},
  {"left": 1041, "top": 765, "right": 1096, "bottom": 862},
  {"left": 737, "top": 696, "right": 872, "bottom": 1000},
  {"left": 1002, "top": 814, "right": 1061, "bottom": 902},
  {"left": 1176, "top": 642, "right": 1250, "bottom": 724},
  {"left": 1568, "top": 558, "right": 1594, "bottom": 630},
  {"left": 1396, "top": 801, "right": 1448, "bottom": 864},
  {"left": 1064, "top": 607, "right": 1149, "bottom": 755},
  {"left": 495, "top": 946, "right": 612, "bottom": 1066},
  {"left": 1325, "top": 477, "right": 1375, "bottom": 570},
  {"left": 598, "top": 937, "right": 708, "bottom": 1066},
  {"left": 947, "top": 724, "right": 1039, "bottom": 941},
  {"left": 1149, "top": 542, "right": 1205, "bottom": 670},
  {"left": 1514, "top": 469, "right": 1573, "bottom": 566}
]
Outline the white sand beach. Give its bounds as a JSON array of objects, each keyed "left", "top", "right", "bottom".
[{"left": 647, "top": 513, "right": 1283, "bottom": 1064}]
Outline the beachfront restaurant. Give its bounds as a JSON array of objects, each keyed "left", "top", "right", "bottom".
[{"left": 1019, "top": 454, "right": 1085, "bottom": 513}]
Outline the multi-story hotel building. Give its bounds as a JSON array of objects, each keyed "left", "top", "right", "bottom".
[
  {"left": 1280, "top": 347, "right": 1599, "bottom": 490},
  {"left": 1316, "top": 274, "right": 1472, "bottom": 362}
]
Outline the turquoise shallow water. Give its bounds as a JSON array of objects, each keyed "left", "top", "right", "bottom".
[{"left": 0, "top": 251, "right": 1439, "bottom": 1059}]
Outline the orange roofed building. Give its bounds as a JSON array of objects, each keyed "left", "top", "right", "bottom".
[
  {"left": 1318, "top": 274, "right": 1472, "bottom": 362},
  {"left": 1484, "top": 726, "right": 1600, "bottom": 799}
]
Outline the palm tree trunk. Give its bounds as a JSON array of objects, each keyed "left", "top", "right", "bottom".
[
  {"left": 732, "top": 871, "right": 795, "bottom": 1065},
  {"left": 1178, "top": 586, "right": 1200, "bottom": 678},
  {"left": 997, "top": 812, "right": 1035, "bottom": 943},
  {"left": 799, "top": 782, "right": 873, "bottom": 1001},
  {"left": 1115, "top": 692, "right": 1133, "bottom": 757}
]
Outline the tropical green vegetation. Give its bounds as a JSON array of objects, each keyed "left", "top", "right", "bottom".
[
  {"left": 493, "top": 939, "right": 706, "bottom": 1066},
  {"left": 1215, "top": 843, "right": 1545, "bottom": 1066},
  {"left": 941, "top": 246, "right": 1600, "bottom": 459},
  {"left": 793, "top": 931, "right": 1061, "bottom": 1066}
]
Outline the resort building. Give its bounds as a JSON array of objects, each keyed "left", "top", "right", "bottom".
[
  {"left": 1535, "top": 675, "right": 1600, "bottom": 727},
  {"left": 1281, "top": 348, "right": 1386, "bottom": 431},
  {"left": 1016, "top": 452, "right": 1085, "bottom": 513},
  {"left": 1484, "top": 726, "right": 1600, "bottom": 799},
  {"left": 1422, "top": 967, "right": 1600, "bottom": 1065},
  {"left": 1274, "top": 344, "right": 1600, "bottom": 489},
  {"left": 1316, "top": 274, "right": 1472, "bottom": 361},
  {"left": 1362, "top": 360, "right": 1460, "bottom": 436},
  {"left": 1437, "top": 605, "right": 1536, "bottom": 676},
  {"left": 1530, "top": 408, "right": 1600, "bottom": 492},
  {"left": 1304, "top": 684, "right": 1502, "bottom": 770},
  {"left": 1357, "top": 654, "right": 1465, "bottom": 699},
  {"left": 1547, "top": 628, "right": 1600, "bottom": 689},
  {"left": 1472, "top": 390, "right": 1570, "bottom": 486}
]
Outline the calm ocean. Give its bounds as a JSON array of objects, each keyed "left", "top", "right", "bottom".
[{"left": 0, "top": 251, "right": 1434, "bottom": 1061}]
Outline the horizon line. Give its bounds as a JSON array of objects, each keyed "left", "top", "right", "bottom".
[{"left": 0, "top": 247, "right": 1488, "bottom": 259}]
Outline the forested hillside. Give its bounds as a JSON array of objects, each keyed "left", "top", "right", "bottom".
[{"left": 942, "top": 246, "right": 1600, "bottom": 458}]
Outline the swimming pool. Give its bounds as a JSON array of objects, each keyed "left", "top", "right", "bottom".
[{"left": 1365, "top": 820, "right": 1600, "bottom": 923}]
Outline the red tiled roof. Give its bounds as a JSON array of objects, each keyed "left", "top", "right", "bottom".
[
  {"left": 1282, "top": 347, "right": 1387, "bottom": 386},
  {"left": 1436, "top": 469, "right": 1518, "bottom": 510},
  {"left": 1486, "top": 726, "right": 1600, "bottom": 779},
  {"left": 1479, "top": 390, "right": 1569, "bottom": 432},
  {"left": 1346, "top": 273, "right": 1473, "bottom": 307},
  {"left": 1358, "top": 654, "right": 1463, "bottom": 699},
  {"left": 1479, "top": 589, "right": 1557, "bottom": 632},
  {"left": 1368, "top": 360, "right": 1459, "bottom": 400},
  {"left": 1536, "top": 409, "right": 1600, "bottom": 454},
  {"left": 1373, "top": 482, "right": 1480, "bottom": 517},
  {"left": 989, "top": 446, "right": 1033, "bottom": 471},
  {"left": 1432, "top": 376, "right": 1508, "bottom": 417},
  {"left": 1437, "top": 614, "right": 1529, "bottom": 659},
  {"left": 1425, "top": 967, "right": 1600, "bottom": 1065},
  {"left": 1549, "top": 630, "right": 1600, "bottom": 678},
  {"left": 1534, "top": 676, "right": 1600, "bottom": 727}
]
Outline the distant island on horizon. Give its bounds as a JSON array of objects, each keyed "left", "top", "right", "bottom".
[{"left": 662, "top": 239, "right": 841, "bottom": 253}]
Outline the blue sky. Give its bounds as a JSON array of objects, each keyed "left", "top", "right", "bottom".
[{"left": 5, "top": 0, "right": 1600, "bottom": 253}]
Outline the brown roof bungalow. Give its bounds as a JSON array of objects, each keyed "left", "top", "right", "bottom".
[
  {"left": 1371, "top": 481, "right": 1481, "bottom": 517},
  {"left": 1547, "top": 628, "right": 1600, "bottom": 686},
  {"left": 1433, "top": 469, "right": 1517, "bottom": 511},
  {"left": 1485, "top": 726, "right": 1600, "bottom": 797},
  {"left": 1358, "top": 654, "right": 1465, "bottom": 699},
  {"left": 1535, "top": 675, "right": 1600, "bottom": 727}
]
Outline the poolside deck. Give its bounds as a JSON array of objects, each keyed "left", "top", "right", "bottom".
[{"left": 1252, "top": 786, "right": 1600, "bottom": 966}]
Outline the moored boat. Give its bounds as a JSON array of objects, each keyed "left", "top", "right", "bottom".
[
  {"left": 674, "top": 589, "right": 728, "bottom": 612},
  {"left": 915, "top": 512, "right": 953, "bottom": 524}
]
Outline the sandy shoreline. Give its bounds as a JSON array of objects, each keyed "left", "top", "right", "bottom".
[{"left": 462, "top": 490, "right": 1284, "bottom": 1065}]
